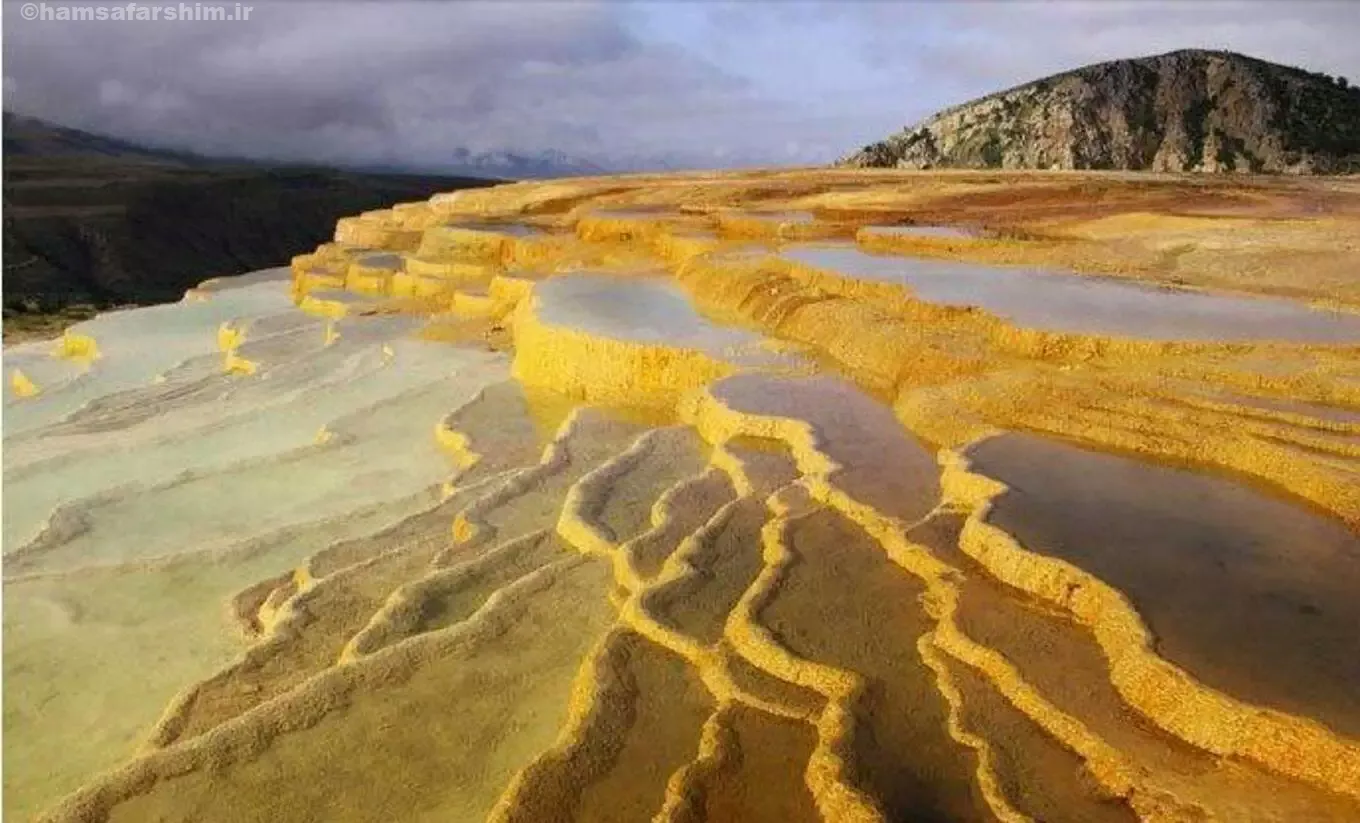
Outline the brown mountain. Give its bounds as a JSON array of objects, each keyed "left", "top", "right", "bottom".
[{"left": 839, "top": 49, "right": 1360, "bottom": 174}]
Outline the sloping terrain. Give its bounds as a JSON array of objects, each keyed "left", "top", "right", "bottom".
[
  {"left": 841, "top": 49, "right": 1360, "bottom": 173},
  {"left": 2, "top": 113, "right": 501, "bottom": 340},
  {"left": 4, "top": 168, "right": 1360, "bottom": 823}
]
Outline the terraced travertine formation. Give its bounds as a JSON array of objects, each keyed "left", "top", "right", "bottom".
[{"left": 5, "top": 169, "right": 1360, "bottom": 823}]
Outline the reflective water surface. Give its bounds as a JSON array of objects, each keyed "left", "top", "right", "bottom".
[{"left": 783, "top": 244, "right": 1360, "bottom": 342}]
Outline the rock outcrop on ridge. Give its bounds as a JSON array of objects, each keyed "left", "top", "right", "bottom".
[{"left": 840, "top": 49, "right": 1360, "bottom": 174}]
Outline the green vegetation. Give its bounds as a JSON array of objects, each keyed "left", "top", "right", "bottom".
[
  {"left": 1, "top": 301, "right": 102, "bottom": 343},
  {"left": 978, "top": 130, "right": 1005, "bottom": 168}
]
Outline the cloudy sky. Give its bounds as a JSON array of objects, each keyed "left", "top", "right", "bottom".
[{"left": 4, "top": 0, "right": 1359, "bottom": 170}]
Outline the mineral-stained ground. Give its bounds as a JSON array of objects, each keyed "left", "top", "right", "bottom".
[{"left": 4, "top": 169, "right": 1360, "bottom": 823}]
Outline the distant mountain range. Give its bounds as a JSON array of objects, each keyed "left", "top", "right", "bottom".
[
  {"left": 349, "top": 148, "right": 608, "bottom": 180},
  {"left": 2, "top": 112, "right": 501, "bottom": 338},
  {"left": 438, "top": 147, "right": 607, "bottom": 179},
  {"left": 3, "top": 111, "right": 607, "bottom": 180},
  {"left": 4, "top": 112, "right": 205, "bottom": 163},
  {"left": 841, "top": 49, "right": 1360, "bottom": 174}
]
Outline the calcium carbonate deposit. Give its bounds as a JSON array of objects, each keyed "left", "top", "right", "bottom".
[{"left": 5, "top": 169, "right": 1359, "bottom": 823}]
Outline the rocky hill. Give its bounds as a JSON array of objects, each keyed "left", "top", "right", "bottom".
[{"left": 840, "top": 50, "right": 1360, "bottom": 174}]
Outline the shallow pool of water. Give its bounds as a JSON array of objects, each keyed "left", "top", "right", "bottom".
[
  {"left": 2, "top": 327, "right": 475, "bottom": 553},
  {"left": 197, "top": 267, "right": 292, "bottom": 293},
  {"left": 781, "top": 245, "right": 1360, "bottom": 343},
  {"left": 356, "top": 252, "right": 403, "bottom": 269},
  {"left": 442, "top": 222, "right": 542, "bottom": 238},
  {"left": 535, "top": 274, "right": 796, "bottom": 368},
  {"left": 3, "top": 280, "right": 298, "bottom": 436},
  {"left": 711, "top": 374, "right": 940, "bottom": 522},
  {"left": 968, "top": 433, "right": 1360, "bottom": 737},
  {"left": 487, "top": 223, "right": 543, "bottom": 237}
]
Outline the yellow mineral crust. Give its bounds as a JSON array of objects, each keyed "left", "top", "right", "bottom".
[
  {"left": 939, "top": 446, "right": 1360, "bottom": 801},
  {"left": 679, "top": 376, "right": 1357, "bottom": 820},
  {"left": 213, "top": 322, "right": 259, "bottom": 376},
  {"left": 514, "top": 435, "right": 884, "bottom": 821},
  {"left": 332, "top": 215, "right": 422, "bottom": 250},
  {"left": 575, "top": 212, "right": 708, "bottom": 245},
  {"left": 714, "top": 209, "right": 854, "bottom": 242},
  {"left": 10, "top": 367, "right": 40, "bottom": 397},
  {"left": 418, "top": 224, "right": 517, "bottom": 262},
  {"left": 509, "top": 232, "right": 592, "bottom": 269},
  {"left": 222, "top": 351, "right": 258, "bottom": 376},
  {"left": 215, "top": 321, "right": 244, "bottom": 353},
  {"left": 648, "top": 230, "right": 725, "bottom": 267},
  {"left": 508, "top": 289, "right": 748, "bottom": 410},
  {"left": 22, "top": 169, "right": 1360, "bottom": 823},
  {"left": 295, "top": 293, "right": 348, "bottom": 319},
  {"left": 52, "top": 330, "right": 100, "bottom": 363},
  {"left": 663, "top": 248, "right": 1359, "bottom": 526}
]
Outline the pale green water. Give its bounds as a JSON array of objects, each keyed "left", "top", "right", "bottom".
[
  {"left": 7, "top": 362, "right": 504, "bottom": 574},
  {"left": 3, "top": 281, "right": 299, "bottom": 436},
  {"left": 3, "top": 270, "right": 516, "bottom": 819},
  {"left": 197, "top": 267, "right": 292, "bottom": 292},
  {"left": 3, "top": 337, "right": 498, "bottom": 552},
  {"left": 3, "top": 273, "right": 511, "bottom": 567}
]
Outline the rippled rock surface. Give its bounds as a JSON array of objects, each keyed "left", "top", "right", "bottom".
[{"left": 6, "top": 170, "right": 1360, "bottom": 823}]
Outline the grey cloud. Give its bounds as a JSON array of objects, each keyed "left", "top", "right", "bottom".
[
  {"left": 841, "top": 1, "right": 1360, "bottom": 125},
  {"left": 3, "top": 0, "right": 1357, "bottom": 169},
  {"left": 3, "top": 0, "right": 775, "bottom": 168}
]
